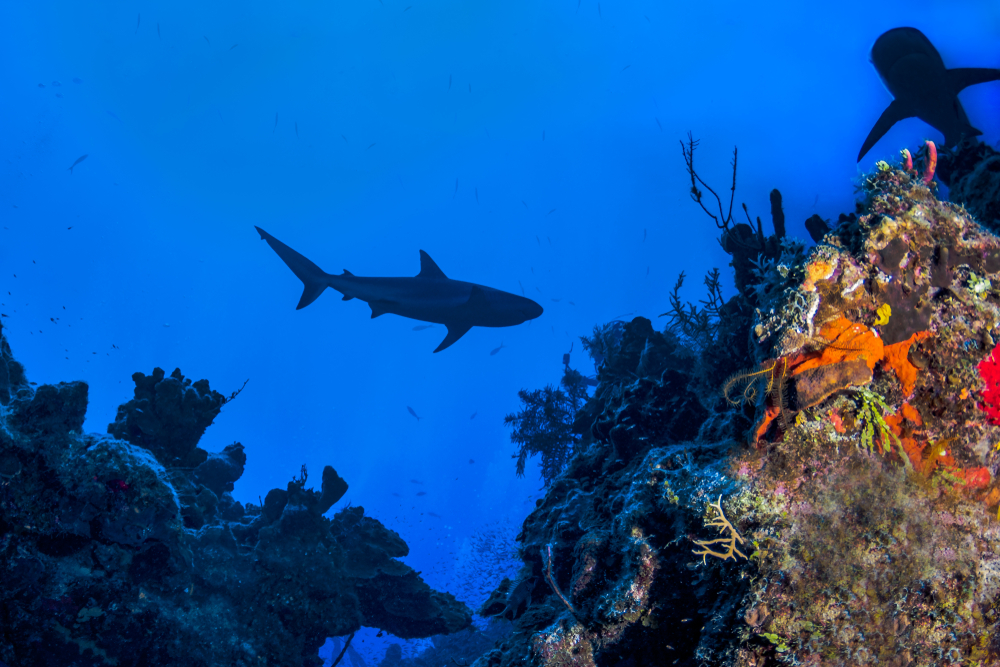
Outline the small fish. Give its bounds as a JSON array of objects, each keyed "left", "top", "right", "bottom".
[
  {"left": 551, "top": 298, "right": 561, "bottom": 302},
  {"left": 490, "top": 342, "right": 506, "bottom": 356},
  {"left": 449, "top": 74, "right": 452, "bottom": 89},
  {"left": 367, "top": 143, "right": 376, "bottom": 149},
  {"left": 522, "top": 200, "right": 528, "bottom": 209},
  {"left": 230, "top": 44, "right": 238, "bottom": 50},
  {"left": 518, "top": 280, "right": 525, "bottom": 295},
  {"left": 37, "top": 83, "right": 45, "bottom": 88},
  {"left": 135, "top": 13, "right": 140, "bottom": 33},
  {"left": 106, "top": 110, "right": 122, "bottom": 122},
  {"left": 547, "top": 208, "right": 556, "bottom": 214},
  {"left": 67, "top": 154, "right": 88, "bottom": 175},
  {"left": 536, "top": 236, "right": 540, "bottom": 246},
  {"left": 654, "top": 117, "right": 662, "bottom": 131},
  {"left": 577, "top": 0, "right": 581, "bottom": 11},
  {"left": 204, "top": 35, "right": 210, "bottom": 44},
  {"left": 598, "top": 2, "right": 601, "bottom": 16},
  {"left": 416, "top": 491, "right": 427, "bottom": 496},
  {"left": 404, "top": 5, "right": 411, "bottom": 10},
  {"left": 51, "top": 81, "right": 61, "bottom": 87},
  {"left": 410, "top": 479, "right": 423, "bottom": 484},
  {"left": 156, "top": 22, "right": 160, "bottom": 38},
  {"left": 392, "top": 492, "right": 401, "bottom": 497},
  {"left": 55, "top": 93, "right": 63, "bottom": 98},
  {"left": 621, "top": 64, "right": 630, "bottom": 72},
  {"left": 407, "top": 406, "right": 421, "bottom": 421},
  {"left": 295, "top": 122, "right": 298, "bottom": 137},
  {"left": 454, "top": 178, "right": 458, "bottom": 198},
  {"left": 644, "top": 14, "right": 650, "bottom": 21},
  {"left": 273, "top": 113, "right": 278, "bottom": 132},
  {"left": 72, "top": 77, "right": 82, "bottom": 84},
  {"left": 470, "top": 414, "right": 476, "bottom": 421},
  {"left": 475, "top": 187, "right": 478, "bottom": 203},
  {"left": 428, "top": 512, "right": 441, "bottom": 517},
  {"left": 536, "top": 287, "right": 542, "bottom": 293},
  {"left": 413, "top": 324, "right": 434, "bottom": 331},
  {"left": 341, "top": 134, "right": 348, "bottom": 143},
  {"left": 547, "top": 236, "right": 551, "bottom": 244},
  {"left": 568, "top": 301, "right": 575, "bottom": 305}
]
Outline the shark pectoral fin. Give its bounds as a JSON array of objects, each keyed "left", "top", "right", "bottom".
[
  {"left": 434, "top": 323, "right": 472, "bottom": 353},
  {"left": 947, "top": 67, "right": 1000, "bottom": 94},
  {"left": 858, "top": 99, "right": 912, "bottom": 162},
  {"left": 369, "top": 301, "right": 392, "bottom": 318},
  {"left": 342, "top": 295, "right": 354, "bottom": 301},
  {"left": 417, "top": 250, "right": 448, "bottom": 279}
]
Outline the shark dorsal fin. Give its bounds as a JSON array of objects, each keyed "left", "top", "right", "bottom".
[{"left": 417, "top": 251, "right": 447, "bottom": 280}]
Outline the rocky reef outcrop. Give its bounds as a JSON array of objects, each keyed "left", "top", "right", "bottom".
[
  {"left": 470, "top": 152, "right": 1000, "bottom": 666},
  {"left": 0, "top": 327, "right": 470, "bottom": 667}
]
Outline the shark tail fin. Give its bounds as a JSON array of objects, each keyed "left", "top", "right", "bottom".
[{"left": 255, "top": 226, "right": 331, "bottom": 310}]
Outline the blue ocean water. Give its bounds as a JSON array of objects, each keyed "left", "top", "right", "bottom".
[{"left": 2, "top": 0, "right": 999, "bottom": 663}]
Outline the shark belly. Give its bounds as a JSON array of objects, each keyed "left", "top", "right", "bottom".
[{"left": 331, "top": 275, "right": 475, "bottom": 324}]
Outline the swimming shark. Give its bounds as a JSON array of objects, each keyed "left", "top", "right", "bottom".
[
  {"left": 858, "top": 27, "right": 1000, "bottom": 162},
  {"left": 255, "top": 227, "right": 543, "bottom": 352}
]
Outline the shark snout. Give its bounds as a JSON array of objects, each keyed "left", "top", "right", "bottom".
[{"left": 523, "top": 301, "right": 544, "bottom": 321}]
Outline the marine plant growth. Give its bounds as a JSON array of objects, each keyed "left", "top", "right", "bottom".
[{"left": 504, "top": 367, "right": 589, "bottom": 484}]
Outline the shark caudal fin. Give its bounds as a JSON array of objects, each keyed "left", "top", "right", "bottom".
[{"left": 255, "top": 226, "right": 331, "bottom": 309}]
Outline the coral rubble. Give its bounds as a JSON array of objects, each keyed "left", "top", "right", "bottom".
[{"left": 0, "top": 325, "right": 470, "bottom": 666}]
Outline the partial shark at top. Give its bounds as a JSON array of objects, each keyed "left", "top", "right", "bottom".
[
  {"left": 255, "top": 227, "right": 543, "bottom": 352},
  {"left": 858, "top": 27, "right": 1000, "bottom": 162}
]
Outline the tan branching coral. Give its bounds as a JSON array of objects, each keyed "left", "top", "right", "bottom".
[{"left": 691, "top": 495, "right": 747, "bottom": 564}]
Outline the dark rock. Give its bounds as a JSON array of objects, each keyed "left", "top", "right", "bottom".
[
  {"left": 9, "top": 381, "right": 87, "bottom": 437},
  {"left": 193, "top": 442, "right": 246, "bottom": 495},
  {"left": 108, "top": 367, "right": 224, "bottom": 468},
  {"left": 0, "top": 328, "right": 471, "bottom": 667},
  {"left": 791, "top": 359, "right": 872, "bottom": 410}
]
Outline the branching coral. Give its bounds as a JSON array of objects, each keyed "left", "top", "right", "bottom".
[
  {"left": 691, "top": 495, "right": 747, "bottom": 564},
  {"left": 660, "top": 269, "right": 725, "bottom": 350},
  {"left": 854, "top": 387, "right": 911, "bottom": 470}
]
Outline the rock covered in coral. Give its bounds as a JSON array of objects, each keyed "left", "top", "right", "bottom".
[
  {"left": 108, "top": 366, "right": 226, "bottom": 469},
  {"left": 0, "top": 327, "right": 470, "bottom": 667},
  {"left": 727, "top": 162, "right": 1000, "bottom": 665},
  {"left": 475, "top": 155, "right": 1000, "bottom": 667}
]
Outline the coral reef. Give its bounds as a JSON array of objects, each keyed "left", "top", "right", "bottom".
[
  {"left": 0, "top": 322, "right": 470, "bottom": 667},
  {"left": 477, "top": 147, "right": 1000, "bottom": 666}
]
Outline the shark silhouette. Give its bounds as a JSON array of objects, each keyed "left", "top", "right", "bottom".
[
  {"left": 255, "top": 227, "right": 543, "bottom": 352},
  {"left": 858, "top": 27, "right": 1000, "bottom": 162}
]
